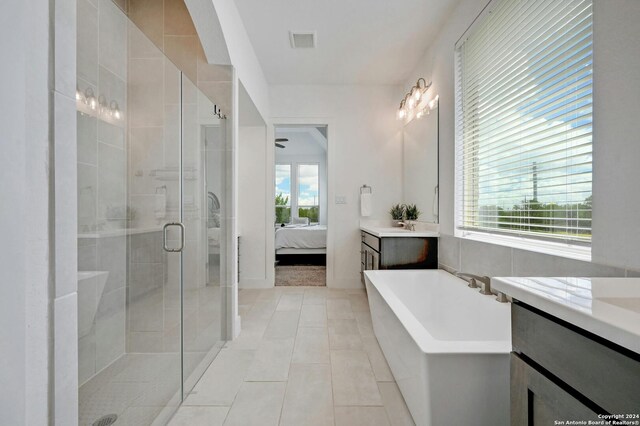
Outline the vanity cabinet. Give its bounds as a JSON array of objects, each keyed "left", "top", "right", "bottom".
[
  {"left": 510, "top": 302, "right": 640, "bottom": 425},
  {"left": 360, "top": 231, "right": 437, "bottom": 281}
]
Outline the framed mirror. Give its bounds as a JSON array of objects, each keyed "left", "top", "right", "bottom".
[{"left": 402, "top": 98, "right": 439, "bottom": 223}]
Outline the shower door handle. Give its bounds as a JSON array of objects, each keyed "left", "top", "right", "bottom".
[{"left": 163, "top": 222, "right": 185, "bottom": 252}]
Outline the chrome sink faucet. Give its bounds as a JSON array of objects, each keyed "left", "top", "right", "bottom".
[
  {"left": 455, "top": 272, "right": 492, "bottom": 295},
  {"left": 399, "top": 222, "right": 415, "bottom": 231}
]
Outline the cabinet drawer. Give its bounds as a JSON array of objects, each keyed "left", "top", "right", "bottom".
[
  {"left": 512, "top": 302, "right": 640, "bottom": 413},
  {"left": 361, "top": 231, "right": 380, "bottom": 252},
  {"left": 511, "top": 353, "right": 599, "bottom": 425}
]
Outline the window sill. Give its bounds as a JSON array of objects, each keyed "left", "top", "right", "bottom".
[{"left": 454, "top": 229, "right": 592, "bottom": 262}]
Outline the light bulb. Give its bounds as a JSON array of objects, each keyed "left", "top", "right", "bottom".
[
  {"left": 407, "top": 97, "right": 415, "bottom": 109},
  {"left": 416, "top": 109, "right": 423, "bottom": 119},
  {"left": 397, "top": 109, "right": 406, "bottom": 120},
  {"left": 413, "top": 89, "right": 421, "bottom": 103},
  {"left": 84, "top": 88, "right": 96, "bottom": 110},
  {"left": 75, "top": 90, "right": 82, "bottom": 101}
]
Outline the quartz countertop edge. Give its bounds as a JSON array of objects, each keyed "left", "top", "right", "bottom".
[
  {"left": 492, "top": 277, "right": 640, "bottom": 356},
  {"left": 360, "top": 224, "right": 440, "bottom": 238}
]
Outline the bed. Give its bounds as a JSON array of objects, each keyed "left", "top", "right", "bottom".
[{"left": 275, "top": 224, "right": 327, "bottom": 254}]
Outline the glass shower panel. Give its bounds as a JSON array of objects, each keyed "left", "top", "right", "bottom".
[
  {"left": 76, "top": 2, "right": 183, "bottom": 424},
  {"left": 180, "top": 75, "right": 226, "bottom": 394}
]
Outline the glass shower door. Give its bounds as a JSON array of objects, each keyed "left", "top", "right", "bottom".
[
  {"left": 180, "top": 74, "right": 226, "bottom": 395},
  {"left": 77, "top": 1, "right": 228, "bottom": 423},
  {"left": 76, "top": 3, "right": 184, "bottom": 424}
]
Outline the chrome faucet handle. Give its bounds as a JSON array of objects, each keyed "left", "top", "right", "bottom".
[
  {"left": 455, "top": 272, "right": 492, "bottom": 293},
  {"left": 496, "top": 292, "right": 509, "bottom": 303},
  {"left": 479, "top": 280, "right": 492, "bottom": 295},
  {"left": 456, "top": 272, "right": 480, "bottom": 288}
]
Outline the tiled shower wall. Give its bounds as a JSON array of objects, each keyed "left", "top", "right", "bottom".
[
  {"left": 76, "top": 0, "right": 128, "bottom": 385},
  {"left": 123, "top": 0, "right": 232, "bottom": 115},
  {"left": 438, "top": 235, "right": 640, "bottom": 279}
]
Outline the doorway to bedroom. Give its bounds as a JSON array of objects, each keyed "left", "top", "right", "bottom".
[{"left": 274, "top": 125, "right": 328, "bottom": 286}]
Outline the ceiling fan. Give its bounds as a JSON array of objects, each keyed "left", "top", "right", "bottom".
[{"left": 275, "top": 138, "right": 288, "bottom": 149}]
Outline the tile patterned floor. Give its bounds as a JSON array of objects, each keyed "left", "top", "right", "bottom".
[{"left": 169, "top": 286, "right": 415, "bottom": 426}]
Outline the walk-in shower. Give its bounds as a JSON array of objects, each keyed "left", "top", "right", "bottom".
[{"left": 76, "top": 0, "right": 231, "bottom": 423}]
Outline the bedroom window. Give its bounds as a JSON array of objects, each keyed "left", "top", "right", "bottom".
[
  {"left": 454, "top": 0, "right": 593, "bottom": 259},
  {"left": 275, "top": 164, "right": 291, "bottom": 224},
  {"left": 297, "top": 164, "right": 319, "bottom": 223}
]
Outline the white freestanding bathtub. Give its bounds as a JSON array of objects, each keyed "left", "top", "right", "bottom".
[{"left": 364, "top": 270, "right": 511, "bottom": 426}]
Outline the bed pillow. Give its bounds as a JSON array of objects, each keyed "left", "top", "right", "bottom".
[{"left": 291, "top": 217, "right": 309, "bottom": 225}]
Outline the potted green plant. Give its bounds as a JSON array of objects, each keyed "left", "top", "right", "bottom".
[
  {"left": 404, "top": 203, "right": 421, "bottom": 222},
  {"left": 389, "top": 203, "right": 405, "bottom": 226}
]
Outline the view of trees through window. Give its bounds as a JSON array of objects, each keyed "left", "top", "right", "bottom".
[
  {"left": 275, "top": 163, "right": 320, "bottom": 224},
  {"left": 297, "top": 164, "right": 319, "bottom": 223},
  {"left": 275, "top": 164, "right": 291, "bottom": 223},
  {"left": 484, "top": 195, "right": 592, "bottom": 239},
  {"left": 456, "top": 0, "right": 593, "bottom": 243}
]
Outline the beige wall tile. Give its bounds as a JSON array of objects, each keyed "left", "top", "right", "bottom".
[
  {"left": 164, "top": 35, "right": 198, "bottom": 83},
  {"left": 128, "top": 57, "right": 164, "bottom": 127},
  {"left": 128, "top": 0, "right": 164, "bottom": 50},
  {"left": 163, "top": 0, "right": 197, "bottom": 35}
]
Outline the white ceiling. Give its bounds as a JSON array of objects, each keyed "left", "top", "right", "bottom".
[
  {"left": 232, "top": 0, "right": 459, "bottom": 85},
  {"left": 275, "top": 127, "right": 327, "bottom": 156}
]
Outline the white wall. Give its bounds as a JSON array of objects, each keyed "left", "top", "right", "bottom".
[
  {"left": 239, "top": 125, "right": 269, "bottom": 288},
  {"left": 1, "top": 0, "right": 77, "bottom": 423},
  {"left": 270, "top": 85, "right": 403, "bottom": 288},
  {"left": 401, "top": 0, "right": 640, "bottom": 276},
  {"left": 1, "top": 3, "right": 29, "bottom": 423},
  {"left": 206, "top": 0, "right": 270, "bottom": 121},
  {"left": 591, "top": 0, "right": 640, "bottom": 270}
]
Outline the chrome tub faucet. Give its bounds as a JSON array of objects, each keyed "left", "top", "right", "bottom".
[{"left": 455, "top": 272, "right": 492, "bottom": 295}]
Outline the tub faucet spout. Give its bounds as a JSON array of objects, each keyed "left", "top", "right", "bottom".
[{"left": 455, "top": 272, "right": 492, "bottom": 295}]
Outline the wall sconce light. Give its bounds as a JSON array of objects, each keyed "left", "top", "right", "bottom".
[
  {"left": 397, "top": 99, "right": 407, "bottom": 120},
  {"left": 76, "top": 86, "right": 123, "bottom": 124},
  {"left": 110, "top": 101, "right": 121, "bottom": 120},
  {"left": 396, "top": 79, "right": 438, "bottom": 122}
]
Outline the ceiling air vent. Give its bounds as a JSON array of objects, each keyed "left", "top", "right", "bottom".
[{"left": 289, "top": 31, "right": 316, "bottom": 48}]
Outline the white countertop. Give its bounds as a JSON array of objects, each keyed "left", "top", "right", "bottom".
[
  {"left": 360, "top": 224, "right": 440, "bottom": 238},
  {"left": 492, "top": 277, "right": 640, "bottom": 355}
]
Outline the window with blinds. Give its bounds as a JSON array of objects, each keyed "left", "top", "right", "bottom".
[{"left": 455, "top": 0, "right": 593, "bottom": 248}]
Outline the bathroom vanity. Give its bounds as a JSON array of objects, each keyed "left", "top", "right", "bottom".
[
  {"left": 360, "top": 225, "right": 439, "bottom": 282},
  {"left": 492, "top": 277, "right": 640, "bottom": 424}
]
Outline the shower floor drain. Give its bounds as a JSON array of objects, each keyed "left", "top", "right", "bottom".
[{"left": 92, "top": 414, "right": 118, "bottom": 426}]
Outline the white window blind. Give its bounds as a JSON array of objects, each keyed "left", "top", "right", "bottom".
[{"left": 455, "top": 0, "right": 593, "bottom": 246}]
